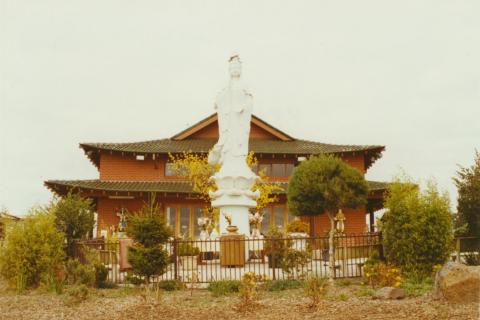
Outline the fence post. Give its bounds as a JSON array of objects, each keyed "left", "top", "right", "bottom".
[
  {"left": 173, "top": 238, "right": 178, "bottom": 280},
  {"left": 456, "top": 238, "right": 461, "bottom": 262}
]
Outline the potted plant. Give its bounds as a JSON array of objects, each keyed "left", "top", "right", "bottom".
[
  {"left": 178, "top": 242, "right": 200, "bottom": 271},
  {"left": 264, "top": 227, "right": 290, "bottom": 268},
  {"left": 286, "top": 219, "right": 310, "bottom": 250}
]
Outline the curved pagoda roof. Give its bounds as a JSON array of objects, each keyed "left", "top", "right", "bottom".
[
  {"left": 45, "top": 179, "right": 389, "bottom": 197},
  {"left": 79, "top": 114, "right": 385, "bottom": 169}
]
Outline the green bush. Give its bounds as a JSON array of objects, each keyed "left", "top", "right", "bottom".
[
  {"left": 382, "top": 177, "right": 453, "bottom": 278},
  {"left": 125, "top": 273, "right": 144, "bottom": 286},
  {"left": 65, "top": 259, "right": 95, "bottom": 287},
  {"left": 0, "top": 208, "right": 65, "bottom": 290},
  {"left": 280, "top": 248, "right": 310, "bottom": 278},
  {"left": 126, "top": 198, "right": 173, "bottom": 284},
  {"left": 261, "top": 279, "right": 303, "bottom": 291},
  {"left": 94, "top": 263, "right": 110, "bottom": 288},
  {"left": 400, "top": 277, "right": 433, "bottom": 297},
  {"left": 52, "top": 193, "right": 94, "bottom": 258},
  {"left": 126, "top": 207, "right": 172, "bottom": 247},
  {"left": 264, "top": 227, "right": 289, "bottom": 268},
  {"left": 454, "top": 151, "right": 480, "bottom": 238},
  {"left": 65, "top": 284, "right": 89, "bottom": 304},
  {"left": 127, "top": 246, "right": 170, "bottom": 283},
  {"left": 157, "top": 280, "right": 184, "bottom": 291},
  {"left": 304, "top": 275, "right": 328, "bottom": 307},
  {"left": 208, "top": 280, "right": 241, "bottom": 296},
  {"left": 178, "top": 242, "right": 200, "bottom": 256}
]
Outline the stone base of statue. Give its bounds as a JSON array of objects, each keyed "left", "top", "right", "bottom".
[{"left": 210, "top": 172, "right": 259, "bottom": 236}]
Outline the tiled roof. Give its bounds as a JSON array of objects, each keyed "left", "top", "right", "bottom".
[
  {"left": 45, "top": 179, "right": 388, "bottom": 196},
  {"left": 81, "top": 138, "right": 383, "bottom": 155},
  {"left": 80, "top": 139, "right": 384, "bottom": 168}
]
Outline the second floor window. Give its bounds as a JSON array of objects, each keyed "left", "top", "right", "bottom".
[
  {"left": 257, "top": 163, "right": 294, "bottom": 177},
  {"left": 165, "top": 163, "right": 176, "bottom": 177}
]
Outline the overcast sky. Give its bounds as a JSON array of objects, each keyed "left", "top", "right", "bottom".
[{"left": 1, "top": 1, "right": 479, "bottom": 216}]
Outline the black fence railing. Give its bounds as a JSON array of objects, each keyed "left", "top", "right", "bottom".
[{"left": 74, "top": 233, "right": 386, "bottom": 284}]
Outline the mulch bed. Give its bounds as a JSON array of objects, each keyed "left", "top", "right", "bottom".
[{"left": 0, "top": 287, "right": 478, "bottom": 320}]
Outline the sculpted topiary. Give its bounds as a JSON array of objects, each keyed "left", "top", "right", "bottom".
[{"left": 288, "top": 154, "right": 368, "bottom": 280}]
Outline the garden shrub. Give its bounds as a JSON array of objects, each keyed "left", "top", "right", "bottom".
[
  {"left": 65, "top": 259, "right": 95, "bottom": 287},
  {"left": 208, "top": 280, "right": 241, "bottom": 296},
  {"left": 280, "top": 248, "right": 310, "bottom": 278},
  {"left": 125, "top": 273, "right": 144, "bottom": 286},
  {"left": 363, "top": 252, "right": 402, "bottom": 288},
  {"left": 65, "top": 284, "right": 89, "bottom": 304},
  {"left": 261, "top": 279, "right": 303, "bottom": 291},
  {"left": 52, "top": 193, "right": 94, "bottom": 258},
  {"left": 454, "top": 151, "right": 480, "bottom": 238},
  {"left": 157, "top": 279, "right": 184, "bottom": 291},
  {"left": 178, "top": 242, "right": 200, "bottom": 256},
  {"left": 0, "top": 208, "right": 65, "bottom": 290},
  {"left": 304, "top": 275, "right": 328, "bottom": 308},
  {"left": 237, "top": 272, "right": 264, "bottom": 311},
  {"left": 94, "top": 263, "right": 110, "bottom": 288},
  {"left": 400, "top": 277, "right": 433, "bottom": 297},
  {"left": 127, "top": 246, "right": 170, "bottom": 284},
  {"left": 126, "top": 199, "right": 173, "bottom": 284},
  {"left": 286, "top": 220, "right": 309, "bottom": 234},
  {"left": 382, "top": 177, "right": 453, "bottom": 278}
]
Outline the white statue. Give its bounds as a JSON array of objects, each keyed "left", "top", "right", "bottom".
[{"left": 209, "top": 55, "right": 259, "bottom": 236}]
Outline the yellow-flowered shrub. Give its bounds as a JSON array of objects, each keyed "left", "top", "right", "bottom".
[{"left": 364, "top": 252, "right": 402, "bottom": 288}]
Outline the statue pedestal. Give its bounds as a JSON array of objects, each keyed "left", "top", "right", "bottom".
[
  {"left": 210, "top": 174, "right": 259, "bottom": 236},
  {"left": 217, "top": 206, "right": 252, "bottom": 236}
]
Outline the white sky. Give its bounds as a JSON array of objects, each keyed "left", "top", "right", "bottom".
[{"left": 1, "top": 1, "right": 479, "bottom": 216}]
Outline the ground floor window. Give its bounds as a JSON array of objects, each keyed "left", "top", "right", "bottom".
[
  {"left": 166, "top": 205, "right": 204, "bottom": 238},
  {"left": 260, "top": 204, "right": 293, "bottom": 234},
  {"left": 165, "top": 204, "right": 293, "bottom": 238}
]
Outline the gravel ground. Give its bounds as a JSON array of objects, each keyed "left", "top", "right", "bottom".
[{"left": 0, "top": 286, "right": 478, "bottom": 320}]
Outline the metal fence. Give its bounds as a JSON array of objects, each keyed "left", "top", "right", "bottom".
[{"left": 74, "top": 233, "right": 383, "bottom": 284}]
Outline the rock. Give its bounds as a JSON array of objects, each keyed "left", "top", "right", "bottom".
[
  {"left": 434, "top": 262, "right": 480, "bottom": 304},
  {"left": 374, "top": 287, "right": 405, "bottom": 299}
]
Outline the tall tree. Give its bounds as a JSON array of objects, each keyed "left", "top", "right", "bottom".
[
  {"left": 52, "top": 192, "right": 94, "bottom": 257},
  {"left": 453, "top": 150, "right": 480, "bottom": 238},
  {"left": 287, "top": 154, "right": 368, "bottom": 280}
]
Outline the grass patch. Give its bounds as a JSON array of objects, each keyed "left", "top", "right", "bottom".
[
  {"left": 355, "top": 286, "right": 376, "bottom": 297},
  {"left": 336, "top": 279, "right": 353, "bottom": 287},
  {"left": 400, "top": 278, "right": 433, "bottom": 297},
  {"left": 261, "top": 279, "right": 304, "bottom": 291},
  {"left": 207, "top": 280, "right": 241, "bottom": 297},
  {"left": 336, "top": 293, "right": 349, "bottom": 301}
]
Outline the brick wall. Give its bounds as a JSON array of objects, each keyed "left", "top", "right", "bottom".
[
  {"left": 96, "top": 198, "right": 144, "bottom": 235},
  {"left": 301, "top": 207, "right": 367, "bottom": 236},
  {"left": 190, "top": 121, "right": 275, "bottom": 140},
  {"left": 99, "top": 153, "right": 167, "bottom": 180}
]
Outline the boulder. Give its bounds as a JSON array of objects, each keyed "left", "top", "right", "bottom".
[
  {"left": 434, "top": 262, "right": 480, "bottom": 304},
  {"left": 374, "top": 287, "right": 405, "bottom": 300}
]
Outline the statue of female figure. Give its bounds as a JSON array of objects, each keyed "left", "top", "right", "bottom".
[{"left": 208, "top": 55, "right": 256, "bottom": 180}]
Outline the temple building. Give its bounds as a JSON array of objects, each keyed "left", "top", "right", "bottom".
[{"left": 45, "top": 113, "right": 387, "bottom": 238}]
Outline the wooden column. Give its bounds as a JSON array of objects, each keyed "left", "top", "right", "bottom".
[{"left": 369, "top": 209, "right": 375, "bottom": 232}]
